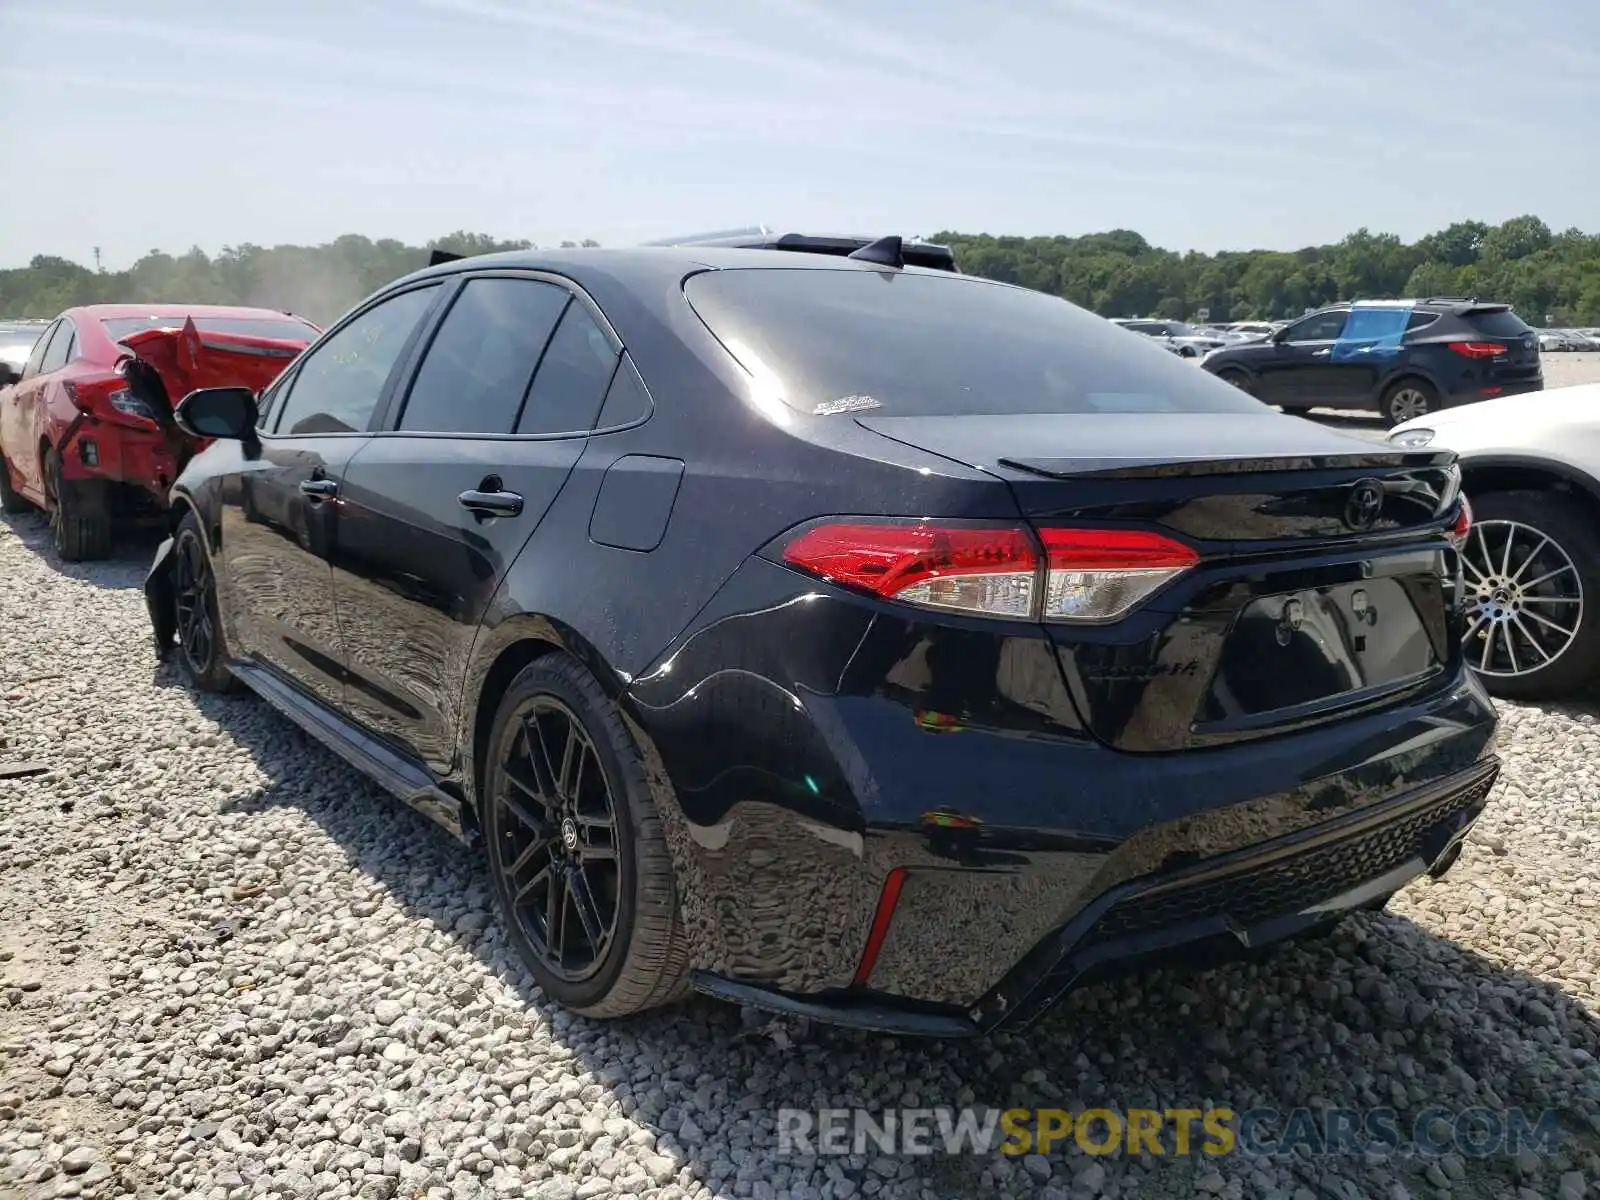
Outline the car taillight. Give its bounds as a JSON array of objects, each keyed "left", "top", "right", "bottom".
[
  {"left": 776, "top": 519, "right": 1198, "bottom": 623},
  {"left": 63, "top": 378, "right": 156, "bottom": 421},
  {"left": 1447, "top": 342, "right": 1506, "bottom": 359},
  {"left": 1449, "top": 495, "right": 1473, "bottom": 548},
  {"left": 779, "top": 521, "right": 1040, "bottom": 619},
  {"left": 1037, "top": 527, "right": 1201, "bottom": 621}
]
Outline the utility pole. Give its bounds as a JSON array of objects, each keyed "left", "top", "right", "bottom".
[{"left": 93, "top": 246, "right": 103, "bottom": 273}]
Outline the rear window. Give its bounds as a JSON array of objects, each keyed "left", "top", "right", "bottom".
[
  {"left": 1464, "top": 309, "right": 1532, "bottom": 337},
  {"left": 684, "top": 269, "right": 1264, "bottom": 417},
  {"left": 102, "top": 315, "right": 317, "bottom": 342}
]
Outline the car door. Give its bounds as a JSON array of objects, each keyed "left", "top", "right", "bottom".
[
  {"left": 218, "top": 283, "right": 445, "bottom": 712},
  {"left": 5, "top": 320, "right": 64, "bottom": 501},
  {"left": 1250, "top": 308, "right": 1354, "bottom": 407},
  {"left": 331, "top": 273, "right": 620, "bottom": 770}
]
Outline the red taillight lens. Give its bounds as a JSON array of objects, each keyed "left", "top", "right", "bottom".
[
  {"left": 1447, "top": 342, "right": 1506, "bottom": 360},
  {"left": 852, "top": 866, "right": 907, "bottom": 987},
  {"left": 1037, "top": 527, "right": 1201, "bottom": 622},
  {"left": 63, "top": 377, "right": 155, "bottom": 422},
  {"left": 780, "top": 521, "right": 1040, "bottom": 619},
  {"left": 777, "top": 520, "right": 1198, "bottom": 623},
  {"left": 1449, "top": 495, "right": 1473, "bottom": 548}
]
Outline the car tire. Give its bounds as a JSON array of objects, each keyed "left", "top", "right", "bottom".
[
  {"left": 482, "top": 653, "right": 689, "bottom": 1018},
  {"left": 1460, "top": 489, "right": 1600, "bottom": 700},
  {"left": 0, "top": 453, "right": 36, "bottom": 514},
  {"left": 44, "top": 449, "right": 111, "bottom": 561},
  {"left": 172, "top": 509, "right": 239, "bottom": 693},
  {"left": 1215, "top": 367, "right": 1253, "bottom": 394},
  {"left": 1380, "top": 378, "right": 1439, "bottom": 428},
  {"left": 1178, "top": 346, "right": 1198, "bottom": 359}
]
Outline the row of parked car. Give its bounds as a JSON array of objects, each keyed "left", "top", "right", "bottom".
[
  {"left": 0, "top": 231, "right": 1588, "bottom": 1037},
  {"left": 1539, "top": 327, "right": 1600, "bottom": 352}
]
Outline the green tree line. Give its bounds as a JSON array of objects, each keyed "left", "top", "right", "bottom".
[{"left": 3, "top": 216, "right": 1597, "bottom": 327}]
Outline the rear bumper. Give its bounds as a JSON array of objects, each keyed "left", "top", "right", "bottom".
[
  {"left": 56, "top": 415, "right": 183, "bottom": 503},
  {"left": 694, "top": 758, "right": 1498, "bottom": 1036},
  {"left": 629, "top": 557, "right": 1500, "bottom": 1028},
  {"left": 1445, "top": 373, "right": 1543, "bottom": 406}
]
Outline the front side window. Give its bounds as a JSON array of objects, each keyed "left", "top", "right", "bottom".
[
  {"left": 272, "top": 287, "right": 440, "bottom": 436},
  {"left": 1283, "top": 310, "right": 1350, "bottom": 343},
  {"left": 686, "top": 269, "right": 1264, "bottom": 417},
  {"left": 399, "top": 278, "right": 570, "bottom": 434}
]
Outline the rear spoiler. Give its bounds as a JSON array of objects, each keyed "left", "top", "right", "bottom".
[{"left": 998, "top": 449, "right": 1458, "bottom": 480}]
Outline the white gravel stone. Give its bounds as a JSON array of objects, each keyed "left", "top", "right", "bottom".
[{"left": 2, "top": 508, "right": 1598, "bottom": 1200}]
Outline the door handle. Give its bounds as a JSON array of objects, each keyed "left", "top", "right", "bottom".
[
  {"left": 299, "top": 478, "right": 339, "bottom": 498},
  {"left": 1312, "top": 348, "right": 1332, "bottom": 358},
  {"left": 458, "top": 488, "right": 524, "bottom": 518}
]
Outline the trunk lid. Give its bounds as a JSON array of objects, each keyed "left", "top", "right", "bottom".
[
  {"left": 859, "top": 411, "right": 1464, "bottom": 753},
  {"left": 117, "top": 317, "right": 309, "bottom": 427}
]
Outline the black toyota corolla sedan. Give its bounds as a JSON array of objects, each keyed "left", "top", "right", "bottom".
[{"left": 145, "top": 241, "right": 1499, "bottom": 1036}]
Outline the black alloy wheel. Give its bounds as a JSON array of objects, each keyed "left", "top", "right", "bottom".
[
  {"left": 172, "top": 510, "right": 237, "bottom": 692},
  {"left": 496, "top": 694, "right": 622, "bottom": 982},
  {"left": 482, "top": 654, "right": 688, "bottom": 1017}
]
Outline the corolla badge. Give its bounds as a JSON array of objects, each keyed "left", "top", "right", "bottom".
[{"left": 1343, "top": 479, "right": 1385, "bottom": 531}]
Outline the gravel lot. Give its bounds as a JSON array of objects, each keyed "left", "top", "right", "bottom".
[{"left": 3, "top": 361, "right": 1600, "bottom": 1200}]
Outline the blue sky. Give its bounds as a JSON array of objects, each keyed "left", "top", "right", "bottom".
[{"left": 1, "top": 0, "right": 1595, "bottom": 269}]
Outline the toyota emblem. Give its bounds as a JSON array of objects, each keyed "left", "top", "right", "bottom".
[{"left": 1343, "top": 479, "right": 1385, "bottom": 531}]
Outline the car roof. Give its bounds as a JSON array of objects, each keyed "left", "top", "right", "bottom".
[{"left": 397, "top": 245, "right": 977, "bottom": 293}]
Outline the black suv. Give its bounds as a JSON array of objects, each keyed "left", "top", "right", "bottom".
[
  {"left": 143, "top": 248, "right": 1496, "bottom": 1036},
  {"left": 1201, "top": 299, "right": 1543, "bottom": 426}
]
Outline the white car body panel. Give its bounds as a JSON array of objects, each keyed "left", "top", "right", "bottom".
[{"left": 1391, "top": 383, "right": 1600, "bottom": 482}]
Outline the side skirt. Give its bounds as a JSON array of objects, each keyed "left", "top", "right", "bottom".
[{"left": 226, "top": 658, "right": 475, "bottom": 848}]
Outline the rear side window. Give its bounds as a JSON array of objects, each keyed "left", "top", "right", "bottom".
[
  {"left": 21, "top": 322, "right": 59, "bottom": 379},
  {"left": 1465, "top": 309, "right": 1533, "bottom": 337},
  {"left": 38, "top": 320, "right": 74, "bottom": 372},
  {"left": 399, "top": 278, "right": 570, "bottom": 434},
  {"left": 685, "top": 269, "right": 1264, "bottom": 417},
  {"left": 516, "top": 303, "right": 619, "bottom": 435},
  {"left": 1406, "top": 312, "right": 1439, "bottom": 331}
]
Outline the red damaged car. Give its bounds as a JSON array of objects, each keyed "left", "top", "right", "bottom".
[{"left": 0, "top": 304, "right": 317, "bottom": 559}]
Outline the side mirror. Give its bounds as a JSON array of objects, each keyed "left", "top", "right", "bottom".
[
  {"left": 0, "top": 363, "right": 20, "bottom": 387},
  {"left": 176, "top": 386, "right": 259, "bottom": 441}
]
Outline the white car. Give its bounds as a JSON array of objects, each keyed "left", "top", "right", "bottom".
[
  {"left": 1390, "top": 383, "right": 1600, "bottom": 698},
  {"left": 1109, "top": 318, "right": 1228, "bottom": 358}
]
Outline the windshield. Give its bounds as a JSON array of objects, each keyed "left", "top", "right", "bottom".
[
  {"left": 685, "top": 268, "right": 1266, "bottom": 417},
  {"left": 1465, "top": 309, "right": 1533, "bottom": 338},
  {"left": 101, "top": 315, "right": 317, "bottom": 342}
]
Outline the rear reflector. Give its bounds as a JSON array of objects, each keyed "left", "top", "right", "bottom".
[
  {"left": 1447, "top": 342, "right": 1506, "bottom": 360},
  {"left": 777, "top": 519, "right": 1198, "bottom": 623},
  {"left": 852, "top": 866, "right": 907, "bottom": 986}
]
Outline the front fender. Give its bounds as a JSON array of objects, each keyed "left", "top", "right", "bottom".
[{"left": 145, "top": 535, "right": 177, "bottom": 661}]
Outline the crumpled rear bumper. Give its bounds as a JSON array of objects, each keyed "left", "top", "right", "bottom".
[{"left": 145, "top": 535, "right": 176, "bottom": 661}]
